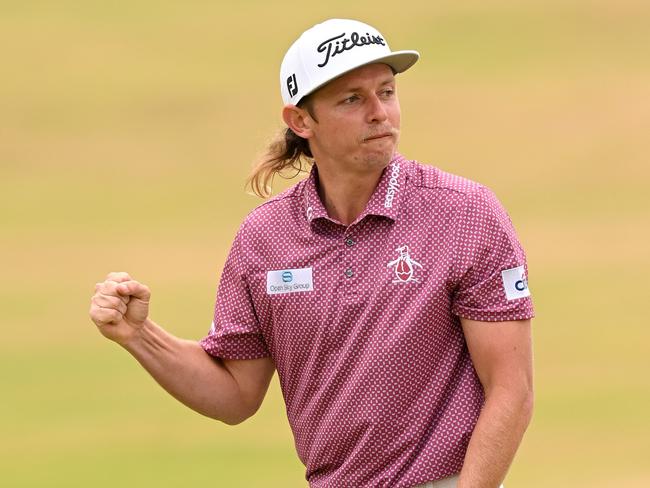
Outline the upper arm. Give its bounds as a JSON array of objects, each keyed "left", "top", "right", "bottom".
[
  {"left": 222, "top": 356, "right": 276, "bottom": 421},
  {"left": 460, "top": 317, "right": 533, "bottom": 399}
]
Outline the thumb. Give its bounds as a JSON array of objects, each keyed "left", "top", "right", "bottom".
[{"left": 116, "top": 280, "right": 151, "bottom": 302}]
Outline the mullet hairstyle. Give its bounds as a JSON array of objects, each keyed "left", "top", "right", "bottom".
[{"left": 248, "top": 97, "right": 318, "bottom": 199}]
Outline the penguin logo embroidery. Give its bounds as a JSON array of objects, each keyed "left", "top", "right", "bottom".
[{"left": 387, "top": 245, "right": 423, "bottom": 284}]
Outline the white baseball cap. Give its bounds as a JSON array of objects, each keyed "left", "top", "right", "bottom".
[{"left": 280, "top": 19, "right": 420, "bottom": 105}]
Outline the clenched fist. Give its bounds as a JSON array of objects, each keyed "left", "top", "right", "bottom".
[{"left": 90, "top": 272, "right": 151, "bottom": 345}]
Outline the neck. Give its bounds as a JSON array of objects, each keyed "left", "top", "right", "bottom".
[{"left": 315, "top": 163, "right": 385, "bottom": 226}]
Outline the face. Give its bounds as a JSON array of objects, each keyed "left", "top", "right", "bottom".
[{"left": 301, "top": 63, "right": 401, "bottom": 176}]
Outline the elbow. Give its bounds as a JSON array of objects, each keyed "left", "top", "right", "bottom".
[
  {"left": 220, "top": 415, "right": 247, "bottom": 426},
  {"left": 206, "top": 410, "right": 247, "bottom": 426},
  {"left": 223, "top": 388, "right": 267, "bottom": 425},
  {"left": 485, "top": 382, "right": 534, "bottom": 427},
  {"left": 523, "top": 386, "right": 535, "bottom": 426},
  {"left": 509, "top": 382, "right": 534, "bottom": 429},
  {"left": 512, "top": 382, "right": 534, "bottom": 427},
  {"left": 214, "top": 401, "right": 261, "bottom": 426},
  {"left": 220, "top": 409, "right": 254, "bottom": 426}
]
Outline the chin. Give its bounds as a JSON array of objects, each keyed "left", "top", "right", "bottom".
[{"left": 362, "top": 146, "right": 395, "bottom": 169}]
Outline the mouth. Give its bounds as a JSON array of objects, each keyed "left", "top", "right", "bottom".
[{"left": 363, "top": 132, "right": 394, "bottom": 143}]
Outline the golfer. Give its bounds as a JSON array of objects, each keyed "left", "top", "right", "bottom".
[{"left": 90, "top": 19, "right": 534, "bottom": 488}]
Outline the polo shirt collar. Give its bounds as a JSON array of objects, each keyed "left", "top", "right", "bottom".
[
  {"left": 302, "top": 152, "right": 408, "bottom": 227},
  {"left": 302, "top": 165, "right": 330, "bottom": 225},
  {"left": 361, "top": 152, "right": 407, "bottom": 222}
]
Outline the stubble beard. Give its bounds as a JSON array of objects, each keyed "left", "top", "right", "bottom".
[{"left": 360, "top": 129, "right": 400, "bottom": 170}]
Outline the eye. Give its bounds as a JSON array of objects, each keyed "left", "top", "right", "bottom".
[
  {"left": 380, "top": 87, "right": 395, "bottom": 98},
  {"left": 342, "top": 94, "right": 360, "bottom": 104}
]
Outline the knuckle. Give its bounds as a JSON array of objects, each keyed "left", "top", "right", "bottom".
[
  {"left": 103, "top": 296, "right": 122, "bottom": 309},
  {"left": 107, "top": 271, "right": 132, "bottom": 282},
  {"left": 100, "top": 308, "right": 120, "bottom": 323},
  {"left": 103, "top": 281, "right": 118, "bottom": 294},
  {"left": 90, "top": 310, "right": 104, "bottom": 325}
]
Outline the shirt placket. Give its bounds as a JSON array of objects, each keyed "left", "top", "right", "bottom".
[{"left": 341, "top": 224, "right": 363, "bottom": 301}]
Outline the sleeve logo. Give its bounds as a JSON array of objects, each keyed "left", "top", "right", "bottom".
[{"left": 501, "top": 265, "right": 531, "bottom": 301}]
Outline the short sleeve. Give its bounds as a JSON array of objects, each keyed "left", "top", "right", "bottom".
[
  {"left": 199, "top": 224, "right": 270, "bottom": 359},
  {"left": 451, "top": 186, "right": 535, "bottom": 322}
]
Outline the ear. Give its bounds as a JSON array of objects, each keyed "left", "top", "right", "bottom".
[{"left": 282, "top": 104, "right": 315, "bottom": 139}]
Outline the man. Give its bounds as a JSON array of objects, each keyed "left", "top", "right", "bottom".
[{"left": 90, "top": 19, "right": 534, "bottom": 488}]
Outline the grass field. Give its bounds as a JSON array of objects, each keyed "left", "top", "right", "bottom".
[{"left": 2, "top": 1, "right": 649, "bottom": 486}]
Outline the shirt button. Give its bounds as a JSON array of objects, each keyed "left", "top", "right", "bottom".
[
  {"left": 344, "top": 268, "right": 354, "bottom": 278},
  {"left": 345, "top": 238, "right": 355, "bottom": 247}
]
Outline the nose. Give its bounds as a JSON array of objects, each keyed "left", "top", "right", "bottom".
[{"left": 366, "top": 93, "right": 389, "bottom": 123}]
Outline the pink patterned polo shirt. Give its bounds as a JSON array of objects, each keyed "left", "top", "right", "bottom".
[{"left": 200, "top": 153, "right": 534, "bottom": 487}]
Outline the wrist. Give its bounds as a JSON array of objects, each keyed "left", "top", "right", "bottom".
[{"left": 120, "top": 318, "right": 154, "bottom": 352}]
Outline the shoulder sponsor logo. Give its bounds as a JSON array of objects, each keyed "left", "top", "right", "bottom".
[
  {"left": 501, "top": 265, "right": 531, "bottom": 300},
  {"left": 267, "top": 267, "right": 314, "bottom": 295},
  {"left": 384, "top": 162, "right": 400, "bottom": 208},
  {"left": 387, "top": 245, "right": 422, "bottom": 283}
]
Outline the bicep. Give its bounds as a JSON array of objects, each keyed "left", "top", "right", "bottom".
[{"left": 460, "top": 317, "right": 533, "bottom": 396}]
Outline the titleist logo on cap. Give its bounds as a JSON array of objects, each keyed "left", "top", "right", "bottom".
[{"left": 316, "top": 32, "right": 386, "bottom": 68}]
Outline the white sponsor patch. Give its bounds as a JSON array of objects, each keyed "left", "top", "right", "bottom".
[
  {"left": 266, "top": 267, "right": 314, "bottom": 295},
  {"left": 501, "top": 265, "right": 531, "bottom": 301}
]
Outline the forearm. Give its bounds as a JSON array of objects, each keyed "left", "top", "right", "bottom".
[
  {"left": 458, "top": 386, "right": 534, "bottom": 488},
  {"left": 121, "top": 318, "right": 247, "bottom": 424}
]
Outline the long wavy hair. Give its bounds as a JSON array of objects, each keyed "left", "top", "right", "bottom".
[{"left": 248, "top": 98, "right": 317, "bottom": 198}]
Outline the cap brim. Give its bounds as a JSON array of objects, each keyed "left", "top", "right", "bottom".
[{"left": 296, "top": 50, "right": 420, "bottom": 104}]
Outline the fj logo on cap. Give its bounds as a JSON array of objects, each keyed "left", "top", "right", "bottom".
[
  {"left": 287, "top": 73, "right": 298, "bottom": 97},
  {"left": 317, "top": 32, "right": 386, "bottom": 68}
]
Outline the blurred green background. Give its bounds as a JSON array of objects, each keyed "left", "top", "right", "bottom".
[{"left": 2, "top": 1, "right": 649, "bottom": 486}]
